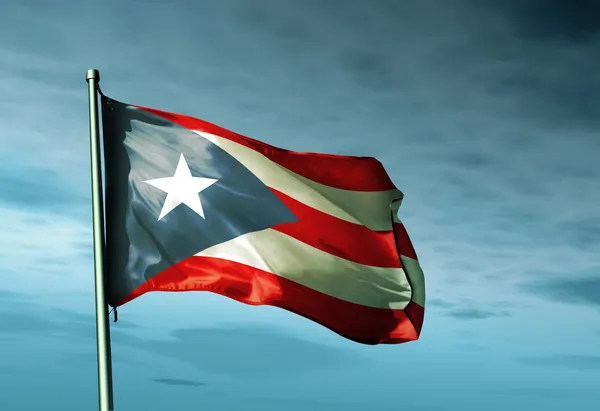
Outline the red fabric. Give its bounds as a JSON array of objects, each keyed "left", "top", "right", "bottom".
[
  {"left": 119, "top": 256, "right": 424, "bottom": 344},
  {"left": 270, "top": 188, "right": 401, "bottom": 267},
  {"left": 137, "top": 105, "right": 397, "bottom": 192},
  {"left": 393, "top": 222, "right": 418, "bottom": 260}
]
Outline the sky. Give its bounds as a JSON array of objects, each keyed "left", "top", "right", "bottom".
[{"left": 0, "top": 0, "right": 599, "bottom": 410}]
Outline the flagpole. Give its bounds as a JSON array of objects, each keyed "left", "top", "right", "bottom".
[{"left": 86, "top": 68, "right": 114, "bottom": 411}]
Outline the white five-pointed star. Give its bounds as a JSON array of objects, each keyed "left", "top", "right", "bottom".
[{"left": 143, "top": 153, "right": 218, "bottom": 221}]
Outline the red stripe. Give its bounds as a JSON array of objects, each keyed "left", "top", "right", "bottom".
[
  {"left": 270, "top": 188, "right": 401, "bottom": 267},
  {"left": 136, "top": 105, "right": 396, "bottom": 192},
  {"left": 117, "top": 256, "right": 424, "bottom": 345},
  {"left": 393, "top": 222, "right": 418, "bottom": 260}
]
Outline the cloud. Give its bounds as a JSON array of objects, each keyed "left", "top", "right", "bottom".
[
  {"left": 0, "top": 290, "right": 139, "bottom": 348},
  {"left": 233, "top": 0, "right": 316, "bottom": 49},
  {"left": 0, "top": 3, "right": 599, "bottom": 411},
  {"left": 0, "top": 290, "right": 23, "bottom": 301},
  {"left": 457, "top": 343, "right": 487, "bottom": 352},
  {"left": 0, "top": 291, "right": 363, "bottom": 378},
  {"left": 0, "top": 291, "right": 96, "bottom": 339},
  {"left": 443, "top": 151, "right": 495, "bottom": 171},
  {"left": 517, "top": 354, "right": 600, "bottom": 371},
  {"left": 151, "top": 378, "right": 206, "bottom": 387},
  {"left": 442, "top": 308, "right": 511, "bottom": 320},
  {"left": 0, "top": 0, "right": 597, "bottom": 305},
  {"left": 490, "top": 0, "right": 600, "bottom": 42},
  {"left": 338, "top": 49, "right": 399, "bottom": 91},
  {"left": 0, "top": 1, "right": 598, "bottom": 408},
  {"left": 134, "top": 326, "right": 364, "bottom": 377},
  {"left": 0, "top": 206, "right": 92, "bottom": 294},
  {"left": 0, "top": 162, "right": 88, "bottom": 213},
  {"left": 427, "top": 298, "right": 455, "bottom": 309},
  {"left": 0, "top": 310, "right": 62, "bottom": 335},
  {"left": 555, "top": 217, "right": 600, "bottom": 251},
  {"left": 521, "top": 277, "right": 600, "bottom": 309}
]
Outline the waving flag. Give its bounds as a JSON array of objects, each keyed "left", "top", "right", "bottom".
[{"left": 101, "top": 95, "right": 425, "bottom": 344}]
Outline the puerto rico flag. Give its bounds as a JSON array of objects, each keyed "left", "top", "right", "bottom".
[{"left": 101, "top": 95, "right": 425, "bottom": 345}]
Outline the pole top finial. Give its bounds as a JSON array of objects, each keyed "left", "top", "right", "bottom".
[{"left": 86, "top": 69, "right": 100, "bottom": 82}]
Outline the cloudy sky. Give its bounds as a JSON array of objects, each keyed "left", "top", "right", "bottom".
[{"left": 1, "top": 0, "right": 599, "bottom": 410}]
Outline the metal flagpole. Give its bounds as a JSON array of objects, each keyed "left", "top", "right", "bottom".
[{"left": 86, "top": 69, "right": 114, "bottom": 411}]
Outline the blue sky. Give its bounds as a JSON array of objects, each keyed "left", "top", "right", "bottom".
[{"left": 1, "top": 0, "right": 599, "bottom": 410}]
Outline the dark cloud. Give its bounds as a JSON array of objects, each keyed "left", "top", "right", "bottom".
[
  {"left": 0, "top": 163, "right": 88, "bottom": 211},
  {"left": 0, "top": 311, "right": 61, "bottom": 334},
  {"left": 443, "top": 308, "right": 511, "bottom": 320},
  {"left": 517, "top": 354, "right": 600, "bottom": 371},
  {"left": 556, "top": 218, "right": 600, "bottom": 250},
  {"left": 234, "top": 0, "right": 314, "bottom": 48},
  {"left": 457, "top": 343, "right": 487, "bottom": 352},
  {"left": 0, "top": 293, "right": 362, "bottom": 377},
  {"left": 0, "top": 290, "right": 23, "bottom": 301},
  {"left": 521, "top": 277, "right": 600, "bottom": 309},
  {"left": 338, "top": 49, "right": 400, "bottom": 91},
  {"left": 0, "top": 290, "right": 129, "bottom": 342},
  {"left": 152, "top": 378, "right": 206, "bottom": 387},
  {"left": 427, "top": 298, "right": 455, "bottom": 308},
  {"left": 446, "top": 152, "right": 494, "bottom": 170},
  {"left": 0, "top": 299, "right": 97, "bottom": 341},
  {"left": 136, "top": 326, "right": 363, "bottom": 377},
  {"left": 493, "top": 0, "right": 600, "bottom": 42},
  {"left": 549, "top": 162, "right": 599, "bottom": 181},
  {"left": 487, "top": 67, "right": 600, "bottom": 130},
  {"left": 409, "top": 1, "right": 600, "bottom": 130},
  {"left": 438, "top": 174, "right": 502, "bottom": 204},
  {"left": 0, "top": 1, "right": 598, "bottom": 409},
  {"left": 491, "top": 207, "right": 546, "bottom": 228}
]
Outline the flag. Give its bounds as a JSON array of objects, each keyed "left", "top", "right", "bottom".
[{"left": 101, "top": 95, "right": 425, "bottom": 344}]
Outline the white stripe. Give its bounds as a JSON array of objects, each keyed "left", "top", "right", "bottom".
[
  {"left": 400, "top": 256, "right": 425, "bottom": 307},
  {"left": 195, "top": 131, "right": 401, "bottom": 231},
  {"left": 194, "top": 228, "right": 412, "bottom": 309},
  {"left": 392, "top": 213, "right": 425, "bottom": 307},
  {"left": 391, "top": 199, "right": 402, "bottom": 223}
]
